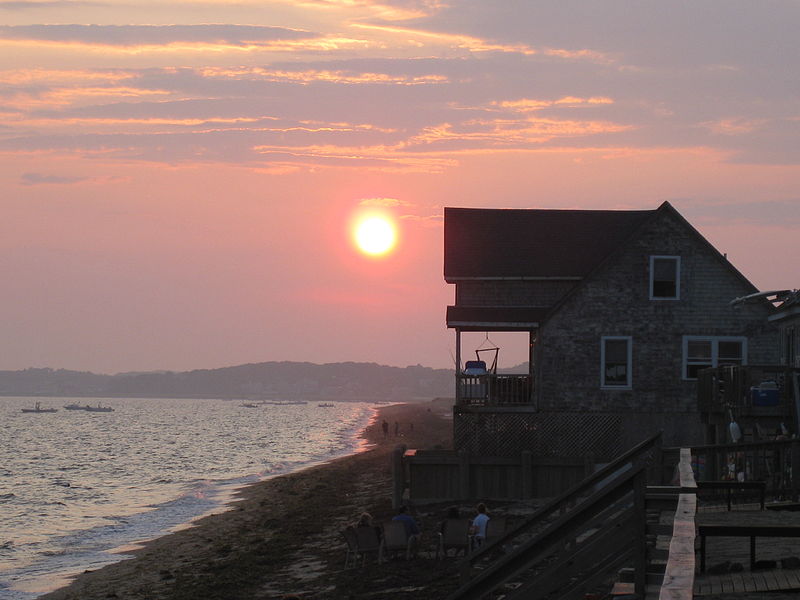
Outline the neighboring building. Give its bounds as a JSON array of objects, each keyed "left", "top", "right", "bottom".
[
  {"left": 770, "top": 290, "right": 800, "bottom": 368},
  {"left": 445, "top": 201, "right": 779, "bottom": 454}
]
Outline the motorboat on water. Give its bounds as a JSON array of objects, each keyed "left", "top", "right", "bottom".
[
  {"left": 317, "top": 402, "right": 335, "bottom": 408},
  {"left": 21, "top": 402, "right": 58, "bottom": 413},
  {"left": 64, "top": 403, "right": 114, "bottom": 412}
]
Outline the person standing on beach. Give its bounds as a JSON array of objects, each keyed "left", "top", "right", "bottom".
[
  {"left": 394, "top": 421, "right": 399, "bottom": 436},
  {"left": 382, "top": 420, "right": 389, "bottom": 437}
]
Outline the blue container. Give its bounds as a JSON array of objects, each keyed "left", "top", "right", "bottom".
[{"left": 751, "top": 387, "right": 780, "bottom": 406}]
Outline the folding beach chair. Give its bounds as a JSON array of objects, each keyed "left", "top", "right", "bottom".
[
  {"left": 380, "top": 520, "right": 416, "bottom": 561},
  {"left": 342, "top": 527, "right": 359, "bottom": 569},
  {"left": 436, "top": 518, "right": 471, "bottom": 559},
  {"left": 485, "top": 516, "right": 506, "bottom": 545},
  {"left": 343, "top": 525, "right": 381, "bottom": 567}
]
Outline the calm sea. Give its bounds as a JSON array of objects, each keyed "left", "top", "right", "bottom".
[{"left": 0, "top": 396, "right": 376, "bottom": 599}]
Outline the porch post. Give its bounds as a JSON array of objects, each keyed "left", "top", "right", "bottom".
[
  {"left": 529, "top": 330, "right": 536, "bottom": 407},
  {"left": 455, "top": 329, "right": 462, "bottom": 404}
]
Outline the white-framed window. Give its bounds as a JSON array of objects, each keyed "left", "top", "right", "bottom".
[
  {"left": 650, "top": 255, "right": 680, "bottom": 300},
  {"left": 601, "top": 336, "right": 632, "bottom": 389},
  {"left": 682, "top": 336, "right": 747, "bottom": 380}
]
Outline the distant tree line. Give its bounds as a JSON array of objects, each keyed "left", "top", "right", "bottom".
[{"left": 0, "top": 362, "right": 456, "bottom": 400}]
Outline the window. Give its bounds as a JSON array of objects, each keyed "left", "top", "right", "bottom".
[
  {"left": 650, "top": 256, "right": 680, "bottom": 300},
  {"left": 785, "top": 327, "right": 796, "bottom": 367},
  {"left": 682, "top": 336, "right": 746, "bottom": 379},
  {"left": 601, "top": 336, "right": 632, "bottom": 388}
]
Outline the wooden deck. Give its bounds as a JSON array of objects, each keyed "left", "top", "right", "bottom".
[
  {"left": 694, "top": 569, "right": 800, "bottom": 595},
  {"left": 692, "top": 509, "right": 800, "bottom": 596}
]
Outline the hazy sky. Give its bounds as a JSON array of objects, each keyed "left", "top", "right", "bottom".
[{"left": 2, "top": 0, "right": 798, "bottom": 374}]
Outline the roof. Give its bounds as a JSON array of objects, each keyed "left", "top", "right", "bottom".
[
  {"left": 444, "top": 206, "right": 655, "bottom": 280},
  {"left": 446, "top": 306, "right": 549, "bottom": 331}
]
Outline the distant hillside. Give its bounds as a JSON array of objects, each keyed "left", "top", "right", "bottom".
[{"left": 0, "top": 362, "right": 455, "bottom": 400}]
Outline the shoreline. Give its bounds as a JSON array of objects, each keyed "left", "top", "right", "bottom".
[
  {"left": 36, "top": 398, "right": 457, "bottom": 600},
  {"left": 3, "top": 400, "right": 379, "bottom": 600}
]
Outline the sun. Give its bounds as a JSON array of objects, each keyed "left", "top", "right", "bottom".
[{"left": 354, "top": 215, "right": 397, "bottom": 257}]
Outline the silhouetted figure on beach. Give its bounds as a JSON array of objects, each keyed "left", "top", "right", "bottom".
[
  {"left": 394, "top": 421, "right": 399, "bottom": 436},
  {"left": 382, "top": 420, "right": 389, "bottom": 437}
]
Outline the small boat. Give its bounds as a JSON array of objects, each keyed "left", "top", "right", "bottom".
[
  {"left": 240, "top": 402, "right": 261, "bottom": 408},
  {"left": 317, "top": 402, "right": 335, "bottom": 408},
  {"left": 21, "top": 402, "right": 58, "bottom": 413},
  {"left": 85, "top": 404, "right": 114, "bottom": 412}
]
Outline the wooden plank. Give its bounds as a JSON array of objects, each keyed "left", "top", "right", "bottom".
[
  {"left": 786, "top": 570, "right": 800, "bottom": 589},
  {"left": 743, "top": 572, "right": 756, "bottom": 592},
  {"left": 774, "top": 569, "right": 790, "bottom": 590},
  {"left": 658, "top": 493, "right": 696, "bottom": 600},
  {"left": 752, "top": 571, "right": 768, "bottom": 592},
  {"left": 731, "top": 572, "right": 746, "bottom": 593},
  {"left": 677, "top": 448, "right": 697, "bottom": 489},
  {"left": 761, "top": 570, "right": 779, "bottom": 591}
]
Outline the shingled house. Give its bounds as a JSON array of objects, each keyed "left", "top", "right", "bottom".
[{"left": 445, "top": 201, "right": 779, "bottom": 455}]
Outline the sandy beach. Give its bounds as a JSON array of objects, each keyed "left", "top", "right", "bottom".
[{"left": 37, "top": 399, "right": 465, "bottom": 600}]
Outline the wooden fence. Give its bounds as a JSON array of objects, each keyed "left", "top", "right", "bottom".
[{"left": 396, "top": 448, "right": 593, "bottom": 505}]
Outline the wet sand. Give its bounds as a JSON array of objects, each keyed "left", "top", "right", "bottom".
[{"left": 37, "top": 399, "right": 462, "bottom": 600}]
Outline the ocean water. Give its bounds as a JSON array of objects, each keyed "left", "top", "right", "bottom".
[{"left": 0, "top": 396, "right": 376, "bottom": 599}]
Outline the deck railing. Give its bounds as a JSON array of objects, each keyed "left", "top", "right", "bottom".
[
  {"left": 698, "top": 365, "right": 800, "bottom": 416},
  {"left": 663, "top": 438, "right": 800, "bottom": 502},
  {"left": 456, "top": 373, "right": 532, "bottom": 406}
]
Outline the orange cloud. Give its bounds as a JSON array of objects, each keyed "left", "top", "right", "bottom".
[
  {"left": 198, "top": 66, "right": 448, "bottom": 85},
  {"left": 496, "top": 96, "right": 615, "bottom": 112},
  {"left": 699, "top": 117, "right": 766, "bottom": 136},
  {"left": 404, "top": 116, "right": 631, "bottom": 147}
]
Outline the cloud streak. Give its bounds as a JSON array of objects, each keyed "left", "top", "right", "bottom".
[{"left": 0, "top": 23, "right": 316, "bottom": 47}]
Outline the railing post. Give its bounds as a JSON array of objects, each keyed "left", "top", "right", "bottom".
[
  {"left": 792, "top": 440, "right": 800, "bottom": 501},
  {"left": 521, "top": 450, "right": 533, "bottom": 499},
  {"left": 391, "top": 444, "right": 406, "bottom": 509},
  {"left": 459, "top": 449, "right": 471, "bottom": 500},
  {"left": 633, "top": 469, "right": 647, "bottom": 599}
]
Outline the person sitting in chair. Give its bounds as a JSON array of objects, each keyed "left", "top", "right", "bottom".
[
  {"left": 392, "top": 505, "right": 421, "bottom": 556},
  {"left": 470, "top": 502, "right": 490, "bottom": 549}
]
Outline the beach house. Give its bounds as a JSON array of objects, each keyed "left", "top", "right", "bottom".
[{"left": 444, "top": 201, "right": 779, "bottom": 457}]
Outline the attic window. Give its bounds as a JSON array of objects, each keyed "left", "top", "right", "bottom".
[{"left": 650, "top": 256, "right": 680, "bottom": 300}]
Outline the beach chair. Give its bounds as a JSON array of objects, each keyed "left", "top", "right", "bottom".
[
  {"left": 485, "top": 517, "right": 506, "bottom": 546},
  {"left": 436, "top": 518, "right": 471, "bottom": 559},
  {"left": 342, "top": 527, "right": 359, "bottom": 568},
  {"left": 343, "top": 525, "right": 381, "bottom": 567},
  {"left": 380, "top": 520, "right": 416, "bottom": 561}
]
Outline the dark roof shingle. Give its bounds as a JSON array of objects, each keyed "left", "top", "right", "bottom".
[{"left": 444, "top": 206, "right": 655, "bottom": 280}]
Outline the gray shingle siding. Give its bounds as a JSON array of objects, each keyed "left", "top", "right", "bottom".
[{"left": 534, "top": 208, "right": 777, "bottom": 444}]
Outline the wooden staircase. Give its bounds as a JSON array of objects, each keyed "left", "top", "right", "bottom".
[{"left": 447, "top": 433, "right": 664, "bottom": 600}]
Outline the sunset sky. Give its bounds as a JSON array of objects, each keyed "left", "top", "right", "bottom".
[{"left": 2, "top": 0, "right": 798, "bottom": 374}]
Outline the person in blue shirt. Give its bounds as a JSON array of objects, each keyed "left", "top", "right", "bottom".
[{"left": 392, "top": 505, "right": 421, "bottom": 557}]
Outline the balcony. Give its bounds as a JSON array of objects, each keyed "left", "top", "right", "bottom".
[{"left": 457, "top": 373, "right": 533, "bottom": 406}]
